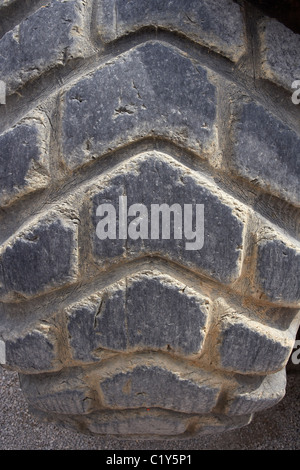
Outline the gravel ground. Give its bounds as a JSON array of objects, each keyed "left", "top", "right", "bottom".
[{"left": 0, "top": 367, "right": 299, "bottom": 450}]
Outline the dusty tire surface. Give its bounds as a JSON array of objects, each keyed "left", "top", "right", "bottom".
[{"left": 0, "top": 0, "right": 299, "bottom": 439}]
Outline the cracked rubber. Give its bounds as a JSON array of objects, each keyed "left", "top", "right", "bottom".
[{"left": 0, "top": 0, "right": 299, "bottom": 439}]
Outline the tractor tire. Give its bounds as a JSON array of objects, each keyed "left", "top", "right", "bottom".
[{"left": 0, "top": 0, "right": 299, "bottom": 439}]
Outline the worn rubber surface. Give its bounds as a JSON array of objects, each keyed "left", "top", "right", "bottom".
[{"left": 0, "top": 0, "right": 299, "bottom": 439}]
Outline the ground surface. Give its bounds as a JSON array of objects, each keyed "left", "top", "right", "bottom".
[{"left": 0, "top": 367, "right": 299, "bottom": 450}]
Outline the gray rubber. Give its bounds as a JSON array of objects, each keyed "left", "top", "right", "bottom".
[{"left": 0, "top": 0, "right": 299, "bottom": 439}]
